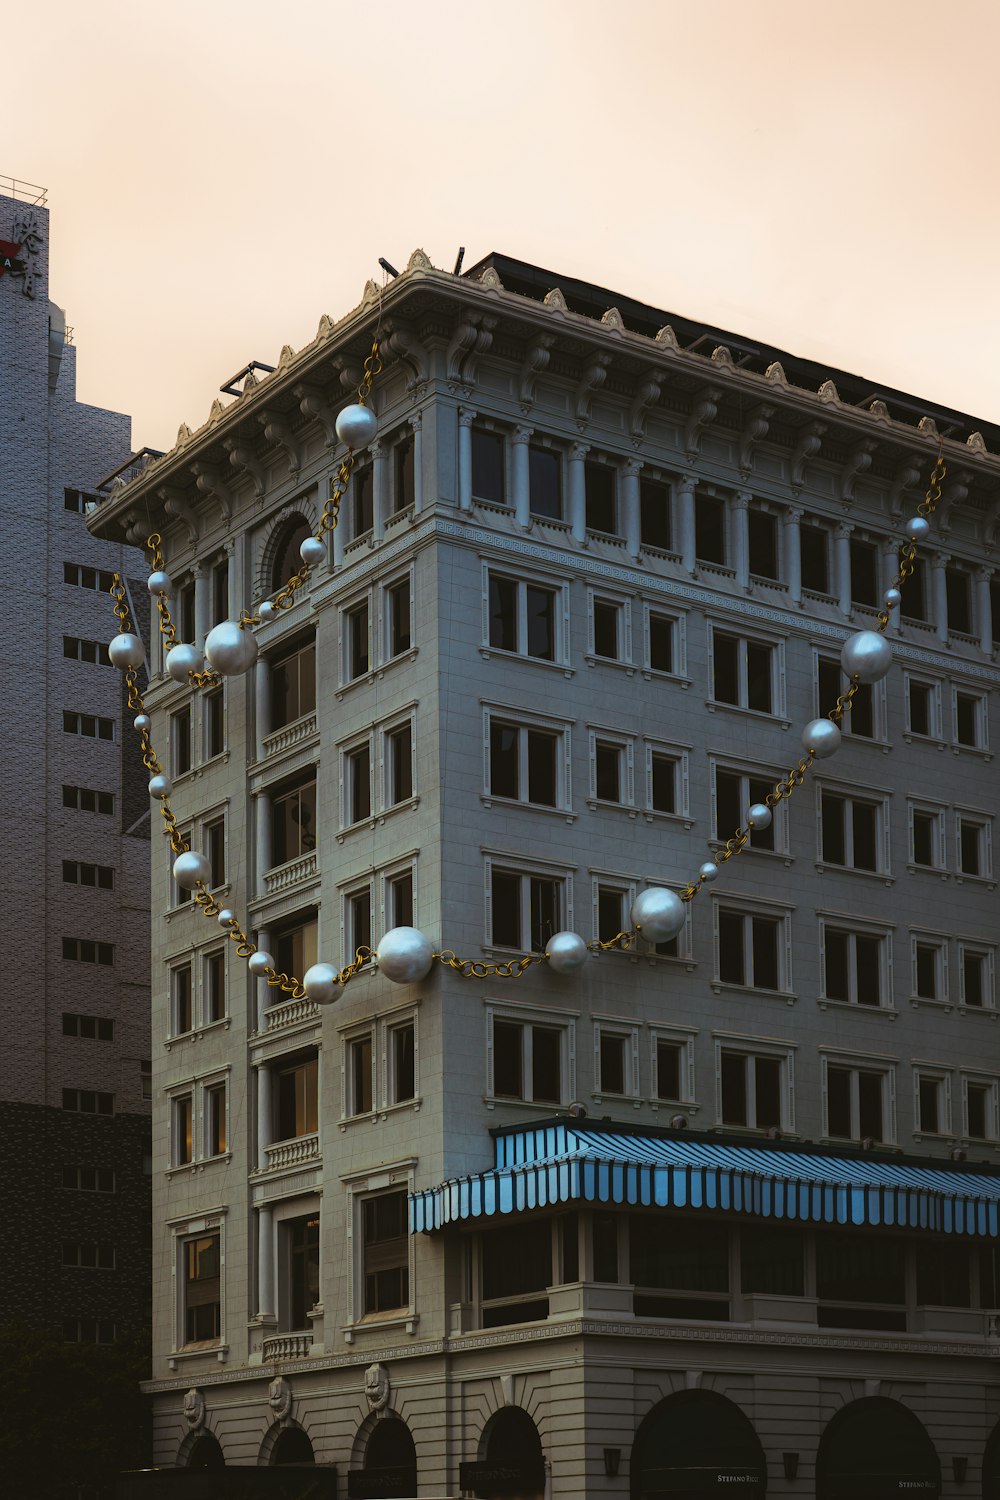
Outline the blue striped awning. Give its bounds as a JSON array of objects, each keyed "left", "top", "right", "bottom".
[{"left": 409, "top": 1124, "right": 1000, "bottom": 1237}]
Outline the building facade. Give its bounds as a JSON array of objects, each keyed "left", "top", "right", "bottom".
[
  {"left": 0, "top": 177, "right": 151, "bottom": 1347},
  {"left": 92, "top": 251, "right": 1000, "bottom": 1499}
]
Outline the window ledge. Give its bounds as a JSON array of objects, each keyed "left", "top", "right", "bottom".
[
  {"left": 592, "top": 1092, "right": 643, "bottom": 1109},
  {"left": 909, "top": 996, "right": 954, "bottom": 1012},
  {"left": 902, "top": 734, "right": 948, "bottom": 751},
  {"left": 478, "top": 646, "right": 574, "bottom": 679},
  {"left": 705, "top": 700, "right": 791, "bottom": 730},
  {"left": 955, "top": 873, "right": 997, "bottom": 890},
  {"left": 167, "top": 1343, "right": 229, "bottom": 1370},
  {"left": 951, "top": 744, "right": 993, "bottom": 762},
  {"left": 338, "top": 798, "right": 419, "bottom": 842},
  {"left": 343, "top": 1312, "right": 418, "bottom": 1344},
  {"left": 712, "top": 982, "right": 797, "bottom": 1006},
  {"left": 165, "top": 1154, "right": 233, "bottom": 1178},
  {"left": 906, "top": 864, "right": 950, "bottom": 879},
  {"left": 585, "top": 654, "right": 637, "bottom": 675},
  {"left": 586, "top": 799, "right": 639, "bottom": 815},
  {"left": 484, "top": 1095, "right": 568, "bottom": 1112},
  {"left": 165, "top": 882, "right": 231, "bottom": 922},
  {"left": 818, "top": 998, "right": 896, "bottom": 1019},
  {"left": 814, "top": 863, "right": 894, "bottom": 887},
  {"left": 642, "top": 809, "right": 695, "bottom": 829},
  {"left": 958, "top": 1005, "right": 999, "bottom": 1020},
  {"left": 711, "top": 841, "right": 792, "bottom": 865},
  {"left": 649, "top": 1099, "right": 700, "bottom": 1115},
  {"left": 481, "top": 795, "right": 576, "bottom": 824},
  {"left": 165, "top": 1018, "right": 231, "bottom": 1051},
  {"left": 339, "top": 1097, "right": 423, "bottom": 1131},
  {"left": 641, "top": 670, "right": 692, "bottom": 689}
]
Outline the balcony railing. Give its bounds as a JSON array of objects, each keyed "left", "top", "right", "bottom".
[
  {"left": 263, "top": 712, "right": 318, "bottom": 758},
  {"left": 264, "top": 1134, "right": 320, "bottom": 1171},
  {"left": 262, "top": 1331, "right": 314, "bottom": 1362},
  {"left": 264, "top": 851, "right": 318, "bottom": 895},
  {"left": 265, "top": 997, "right": 322, "bottom": 1032}
]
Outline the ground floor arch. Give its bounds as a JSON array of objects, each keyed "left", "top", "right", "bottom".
[
  {"left": 630, "top": 1389, "right": 766, "bottom": 1500},
  {"left": 346, "top": 1413, "right": 418, "bottom": 1498},
  {"left": 460, "top": 1405, "right": 546, "bottom": 1499},
  {"left": 816, "top": 1397, "right": 940, "bottom": 1500}
]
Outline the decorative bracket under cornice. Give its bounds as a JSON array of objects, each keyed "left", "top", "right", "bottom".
[
  {"left": 684, "top": 386, "right": 722, "bottom": 461},
  {"left": 791, "top": 421, "right": 826, "bottom": 492},
  {"left": 575, "top": 353, "right": 611, "bottom": 428},
  {"left": 190, "top": 462, "right": 233, "bottom": 523},
  {"left": 889, "top": 458, "right": 923, "bottom": 522},
  {"left": 258, "top": 410, "right": 302, "bottom": 480},
  {"left": 518, "top": 332, "right": 555, "bottom": 411},
  {"left": 293, "top": 384, "right": 338, "bottom": 448},
  {"left": 739, "top": 403, "right": 775, "bottom": 477},
  {"left": 381, "top": 320, "right": 431, "bottom": 392},
  {"left": 160, "top": 487, "right": 199, "bottom": 546},
  {"left": 937, "top": 470, "right": 973, "bottom": 535},
  {"left": 223, "top": 438, "right": 266, "bottom": 501},
  {"left": 446, "top": 312, "right": 496, "bottom": 386},
  {"left": 840, "top": 438, "right": 877, "bottom": 507},
  {"left": 629, "top": 368, "right": 663, "bottom": 443}
]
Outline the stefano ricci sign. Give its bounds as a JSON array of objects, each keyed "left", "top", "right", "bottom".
[{"left": 0, "top": 211, "right": 43, "bottom": 297}]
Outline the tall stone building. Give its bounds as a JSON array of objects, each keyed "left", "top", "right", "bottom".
[
  {"left": 0, "top": 177, "right": 150, "bottom": 1346},
  {"left": 92, "top": 250, "right": 1000, "bottom": 1499}
]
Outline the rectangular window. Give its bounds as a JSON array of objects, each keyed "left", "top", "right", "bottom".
[
  {"left": 630, "top": 1216, "right": 730, "bottom": 1320},
  {"left": 273, "top": 917, "right": 318, "bottom": 986},
  {"left": 272, "top": 777, "right": 318, "bottom": 861},
  {"left": 480, "top": 1219, "right": 551, "bottom": 1327},
  {"left": 270, "top": 639, "right": 316, "bottom": 729},
  {"left": 915, "top": 1242, "right": 971, "bottom": 1308},
  {"left": 173, "top": 1095, "right": 193, "bottom": 1164},
  {"left": 488, "top": 572, "right": 558, "bottom": 662},
  {"left": 647, "top": 611, "right": 676, "bottom": 674},
  {"left": 958, "top": 818, "right": 989, "bottom": 877},
  {"left": 492, "top": 1017, "right": 563, "bottom": 1105},
  {"left": 720, "top": 1050, "right": 783, "bottom": 1130},
  {"left": 818, "top": 656, "right": 874, "bottom": 738},
  {"left": 741, "top": 1226, "right": 805, "bottom": 1296},
  {"left": 649, "top": 752, "right": 677, "bottom": 815},
  {"left": 205, "top": 688, "right": 225, "bottom": 759},
  {"left": 349, "top": 1033, "right": 374, "bottom": 1115},
  {"left": 387, "top": 869, "right": 414, "bottom": 928},
  {"left": 640, "top": 476, "right": 671, "bottom": 550},
  {"left": 61, "top": 860, "right": 115, "bottom": 890},
  {"left": 275, "top": 1055, "right": 319, "bottom": 1139},
  {"left": 715, "top": 768, "right": 776, "bottom": 851},
  {"left": 655, "top": 1040, "right": 682, "bottom": 1101},
  {"left": 63, "top": 562, "right": 116, "bottom": 592},
  {"left": 352, "top": 462, "right": 373, "bottom": 537},
  {"left": 695, "top": 494, "right": 727, "bottom": 565},
  {"left": 594, "top": 740, "right": 623, "bottom": 803},
  {"left": 204, "top": 950, "right": 226, "bottom": 1023},
  {"left": 490, "top": 869, "right": 561, "bottom": 952},
  {"left": 345, "top": 600, "right": 370, "bottom": 680},
  {"left": 592, "top": 599, "right": 621, "bottom": 660},
  {"left": 916, "top": 1074, "right": 946, "bottom": 1135},
  {"left": 172, "top": 965, "right": 193, "bottom": 1034},
  {"left": 823, "top": 927, "right": 886, "bottom": 1006},
  {"left": 183, "top": 1234, "right": 221, "bottom": 1344},
  {"left": 902, "top": 557, "right": 929, "bottom": 622},
  {"left": 800, "top": 522, "right": 830, "bottom": 594},
  {"left": 528, "top": 445, "right": 561, "bottom": 520},
  {"left": 62, "top": 938, "right": 115, "bottom": 966},
  {"left": 946, "top": 566, "right": 973, "bottom": 635},
  {"left": 717, "top": 908, "right": 783, "bottom": 991},
  {"left": 63, "top": 635, "right": 112, "bottom": 666},
  {"left": 363, "top": 1192, "right": 409, "bottom": 1313},
  {"left": 597, "top": 1031, "right": 628, "bottom": 1095},
  {"left": 63, "top": 1319, "right": 117, "bottom": 1344},
  {"left": 850, "top": 537, "right": 879, "bottom": 607},
  {"left": 748, "top": 508, "right": 779, "bottom": 580},
  {"left": 826, "top": 1063, "right": 889, "bottom": 1142},
  {"left": 62, "top": 1166, "right": 115, "bottom": 1192},
  {"left": 285, "top": 1214, "right": 321, "bottom": 1330},
  {"left": 204, "top": 817, "right": 226, "bottom": 888},
  {"left": 385, "top": 722, "right": 413, "bottom": 806},
  {"left": 205, "top": 1083, "right": 227, "bottom": 1156},
  {"left": 170, "top": 707, "right": 192, "bottom": 777},
  {"left": 585, "top": 461, "right": 616, "bottom": 534},
  {"left": 140, "top": 1058, "right": 152, "bottom": 1101},
  {"left": 907, "top": 678, "right": 937, "bottom": 738},
  {"left": 345, "top": 746, "right": 371, "bottom": 825},
  {"left": 911, "top": 806, "right": 943, "bottom": 869},
  {"left": 386, "top": 577, "right": 412, "bottom": 658},
  {"left": 961, "top": 946, "right": 992, "bottom": 1009},
  {"left": 211, "top": 557, "right": 229, "bottom": 628},
  {"left": 176, "top": 580, "right": 195, "bottom": 643},
  {"left": 64, "top": 488, "right": 96, "bottom": 514},
  {"left": 392, "top": 433, "right": 414, "bottom": 514},
  {"left": 488, "top": 719, "right": 559, "bottom": 808},
  {"left": 955, "top": 690, "right": 987, "bottom": 750},
  {"left": 712, "top": 632, "right": 775, "bottom": 714},
  {"left": 62, "top": 1012, "right": 114, "bottom": 1041},
  {"left": 914, "top": 938, "right": 946, "bottom": 1001},
  {"left": 348, "top": 886, "right": 372, "bottom": 954},
  {"left": 63, "top": 711, "right": 114, "bottom": 741},
  {"left": 816, "top": 1232, "right": 905, "bottom": 1330},
  {"left": 472, "top": 428, "right": 505, "bottom": 504},
  {"left": 62, "top": 784, "right": 115, "bottom": 816},
  {"left": 821, "top": 791, "right": 882, "bottom": 872},
  {"left": 965, "top": 1080, "right": 997, "bottom": 1141},
  {"left": 390, "top": 1021, "right": 416, "bottom": 1104}
]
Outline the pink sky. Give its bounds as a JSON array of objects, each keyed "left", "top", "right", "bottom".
[{"left": 7, "top": 0, "right": 1000, "bottom": 449}]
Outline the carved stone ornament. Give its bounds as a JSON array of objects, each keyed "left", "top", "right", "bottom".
[
  {"left": 542, "top": 286, "right": 568, "bottom": 311},
  {"left": 655, "top": 324, "right": 679, "bottom": 349},
  {"left": 479, "top": 266, "right": 504, "bottom": 291},
  {"left": 600, "top": 306, "right": 625, "bottom": 332},
  {"left": 182, "top": 1388, "right": 206, "bottom": 1431},
  {"left": 764, "top": 361, "right": 787, "bottom": 385},
  {"left": 364, "top": 1362, "right": 390, "bottom": 1418},
  {"left": 406, "top": 247, "right": 433, "bottom": 271},
  {"left": 268, "top": 1375, "right": 293, "bottom": 1422}
]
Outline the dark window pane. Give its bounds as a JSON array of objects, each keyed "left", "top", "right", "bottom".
[
  {"left": 656, "top": 1041, "right": 681, "bottom": 1100},
  {"left": 956, "top": 694, "right": 979, "bottom": 747},
  {"left": 800, "top": 523, "right": 829, "bottom": 593},
  {"left": 850, "top": 680, "right": 874, "bottom": 737},
  {"left": 754, "top": 1057, "right": 782, "bottom": 1129},
  {"left": 388, "top": 578, "right": 411, "bottom": 656},
  {"left": 489, "top": 575, "right": 517, "bottom": 652},
  {"left": 528, "top": 446, "right": 561, "bottom": 520},
  {"left": 912, "top": 811, "right": 935, "bottom": 867},
  {"left": 858, "top": 1070, "right": 883, "bottom": 1140},
  {"left": 640, "top": 477, "right": 671, "bottom": 550},
  {"left": 915, "top": 945, "right": 938, "bottom": 999},
  {"left": 392, "top": 1024, "right": 415, "bottom": 1103},
  {"left": 595, "top": 743, "right": 620, "bottom": 802},
  {"left": 599, "top": 1033, "right": 626, "bottom": 1094},
  {"left": 648, "top": 613, "right": 674, "bottom": 672},
  {"left": 490, "top": 723, "right": 519, "bottom": 800},
  {"left": 350, "top": 889, "right": 372, "bottom": 952},
  {"left": 393, "top": 435, "right": 414, "bottom": 514},
  {"left": 748, "top": 776, "right": 775, "bottom": 851},
  {"left": 472, "top": 429, "right": 504, "bottom": 503},
  {"left": 529, "top": 877, "right": 558, "bottom": 951},
  {"left": 715, "top": 769, "right": 741, "bottom": 840},
  {"left": 904, "top": 558, "right": 929, "bottom": 621},
  {"left": 827, "top": 1067, "right": 851, "bottom": 1138},
  {"left": 650, "top": 755, "right": 675, "bottom": 813},
  {"left": 532, "top": 1026, "right": 561, "bottom": 1104},
  {"left": 389, "top": 871, "right": 414, "bottom": 928},
  {"left": 746, "top": 642, "right": 773, "bottom": 713},
  {"left": 351, "top": 1036, "right": 373, "bottom": 1114},
  {"left": 718, "top": 911, "right": 745, "bottom": 984},
  {"left": 491, "top": 872, "right": 520, "bottom": 948},
  {"left": 592, "top": 601, "right": 618, "bottom": 658},
  {"left": 946, "top": 567, "right": 972, "bottom": 634},
  {"left": 348, "top": 603, "right": 369, "bottom": 678},
  {"left": 749, "top": 510, "right": 778, "bottom": 579},
  {"left": 482, "top": 1220, "right": 551, "bottom": 1301},
  {"left": 741, "top": 1226, "right": 804, "bottom": 1295},
  {"left": 593, "top": 1213, "right": 619, "bottom": 1283},
  {"left": 388, "top": 723, "right": 413, "bottom": 804},
  {"left": 352, "top": 464, "right": 373, "bottom": 536},
  {"left": 713, "top": 634, "right": 739, "bottom": 704},
  {"left": 850, "top": 538, "right": 879, "bottom": 606},
  {"left": 493, "top": 1020, "right": 522, "bottom": 1098},
  {"left": 909, "top": 681, "right": 931, "bottom": 736},
  {"left": 696, "top": 495, "right": 726, "bottom": 564},
  {"left": 964, "top": 952, "right": 984, "bottom": 1007},
  {"left": 288, "top": 1216, "right": 320, "bottom": 1329},
  {"left": 852, "top": 802, "right": 878, "bottom": 870},
  {"left": 822, "top": 794, "right": 846, "bottom": 865},
  {"left": 918, "top": 1077, "right": 940, "bottom": 1134},
  {"left": 526, "top": 730, "right": 556, "bottom": 807},
  {"left": 585, "top": 462, "right": 616, "bottom": 534},
  {"left": 630, "top": 1215, "right": 728, "bottom": 1293},
  {"left": 855, "top": 934, "right": 882, "bottom": 1006},
  {"left": 349, "top": 750, "right": 370, "bottom": 824},
  {"left": 960, "top": 822, "right": 982, "bottom": 876},
  {"left": 560, "top": 1214, "right": 579, "bottom": 1283},
  {"left": 817, "top": 1233, "right": 905, "bottom": 1304},
  {"left": 525, "top": 586, "right": 555, "bottom": 660},
  {"left": 968, "top": 1085, "right": 989, "bottom": 1140},
  {"left": 721, "top": 1052, "right": 747, "bottom": 1125},
  {"left": 916, "top": 1242, "right": 970, "bottom": 1307}
]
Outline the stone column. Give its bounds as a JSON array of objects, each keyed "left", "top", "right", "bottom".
[
  {"left": 677, "top": 476, "right": 697, "bottom": 574},
  {"left": 784, "top": 506, "right": 802, "bottom": 606},
  {"left": 931, "top": 552, "right": 949, "bottom": 643},
  {"left": 255, "top": 790, "right": 272, "bottom": 895},
  {"left": 371, "top": 440, "right": 387, "bottom": 543},
  {"left": 835, "top": 523, "right": 854, "bottom": 618},
  {"left": 333, "top": 469, "right": 347, "bottom": 567},
  {"left": 568, "top": 442, "right": 589, "bottom": 544},
  {"left": 733, "top": 492, "right": 751, "bottom": 592},
  {"left": 231, "top": 533, "right": 246, "bottom": 617},
  {"left": 257, "top": 1064, "right": 272, "bottom": 1169},
  {"left": 512, "top": 425, "right": 532, "bottom": 529},
  {"left": 193, "top": 564, "right": 210, "bottom": 646},
  {"left": 623, "top": 459, "right": 643, "bottom": 559},
  {"left": 409, "top": 412, "right": 423, "bottom": 514},
  {"left": 457, "top": 408, "right": 474, "bottom": 512},
  {"left": 255, "top": 657, "right": 271, "bottom": 760},
  {"left": 257, "top": 1204, "right": 274, "bottom": 1317},
  {"left": 881, "top": 539, "right": 901, "bottom": 634},
  {"left": 977, "top": 566, "right": 994, "bottom": 656},
  {"left": 255, "top": 925, "right": 271, "bottom": 1032}
]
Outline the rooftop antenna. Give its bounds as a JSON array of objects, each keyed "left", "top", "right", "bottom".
[
  {"left": 378, "top": 257, "right": 399, "bottom": 279},
  {"left": 453, "top": 246, "right": 465, "bottom": 276}
]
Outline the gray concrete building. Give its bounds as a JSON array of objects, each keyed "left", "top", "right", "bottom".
[
  {"left": 92, "top": 250, "right": 1000, "bottom": 1500},
  {"left": 0, "top": 176, "right": 150, "bottom": 1345}
]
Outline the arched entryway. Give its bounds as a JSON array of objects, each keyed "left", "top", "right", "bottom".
[
  {"left": 347, "top": 1415, "right": 418, "bottom": 1497},
  {"left": 630, "top": 1390, "right": 766, "bottom": 1499},
  {"left": 984, "top": 1420, "right": 1000, "bottom": 1500},
  {"left": 460, "top": 1407, "right": 546, "bottom": 1499},
  {"left": 270, "top": 1424, "right": 316, "bottom": 1466},
  {"left": 269, "top": 515, "right": 313, "bottom": 594},
  {"left": 817, "top": 1398, "right": 940, "bottom": 1499},
  {"left": 186, "top": 1432, "right": 224, "bottom": 1469}
]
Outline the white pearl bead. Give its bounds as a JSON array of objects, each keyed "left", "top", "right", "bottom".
[
  {"left": 133, "top": 713, "right": 151, "bottom": 732},
  {"left": 905, "top": 516, "right": 930, "bottom": 541},
  {"left": 376, "top": 927, "right": 435, "bottom": 984},
  {"left": 148, "top": 773, "right": 172, "bottom": 799},
  {"left": 841, "top": 630, "right": 892, "bottom": 684},
  {"left": 258, "top": 601, "right": 276, "bottom": 623},
  {"left": 630, "top": 888, "right": 685, "bottom": 943},
  {"left": 108, "top": 632, "right": 146, "bottom": 669},
  {"left": 204, "top": 620, "right": 258, "bottom": 677},
  {"left": 699, "top": 862, "right": 719, "bottom": 883},
  {"left": 748, "top": 803, "right": 772, "bottom": 829},
  {"left": 299, "top": 536, "right": 327, "bottom": 567},
  {"left": 172, "top": 851, "right": 211, "bottom": 890},
  {"left": 545, "top": 932, "right": 588, "bottom": 974},
  {"left": 801, "top": 718, "right": 842, "bottom": 759},
  {"left": 884, "top": 587, "right": 902, "bottom": 608},
  {"left": 303, "top": 962, "right": 340, "bottom": 1005},
  {"left": 248, "top": 951, "right": 273, "bottom": 978},
  {"left": 166, "top": 643, "right": 205, "bottom": 682},
  {"left": 147, "top": 570, "right": 172, "bottom": 596},
  {"left": 217, "top": 909, "right": 235, "bottom": 927},
  {"left": 335, "top": 403, "right": 378, "bottom": 450}
]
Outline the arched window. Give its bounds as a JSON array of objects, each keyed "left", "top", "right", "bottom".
[
  {"left": 270, "top": 1425, "right": 315, "bottom": 1466},
  {"left": 460, "top": 1407, "right": 545, "bottom": 1498},
  {"left": 270, "top": 515, "right": 313, "bottom": 595},
  {"left": 187, "top": 1433, "right": 224, "bottom": 1470},
  {"left": 353, "top": 1416, "right": 417, "bottom": 1497},
  {"left": 817, "top": 1398, "right": 939, "bottom": 1500},
  {"left": 630, "top": 1390, "right": 766, "bottom": 1500}
]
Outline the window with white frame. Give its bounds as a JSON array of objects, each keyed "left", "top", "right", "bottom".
[
  {"left": 819, "top": 787, "right": 888, "bottom": 873},
  {"left": 172, "top": 1093, "right": 193, "bottom": 1166},
  {"left": 905, "top": 675, "right": 942, "bottom": 739},
  {"left": 957, "top": 813, "right": 992, "bottom": 879},
  {"left": 383, "top": 863, "right": 415, "bottom": 930},
  {"left": 488, "top": 1004, "right": 573, "bottom": 1105},
  {"left": 171, "top": 706, "right": 192, "bottom": 778},
  {"left": 821, "top": 919, "right": 890, "bottom": 1008},
  {"left": 650, "top": 1028, "right": 695, "bottom": 1105},
  {"left": 823, "top": 1057, "right": 894, "bottom": 1143},
  {"left": 471, "top": 426, "right": 506, "bottom": 505},
  {"left": 180, "top": 1231, "right": 221, "bottom": 1346},
  {"left": 589, "top": 729, "right": 635, "bottom": 807},
  {"left": 387, "top": 1018, "right": 416, "bottom": 1105},
  {"left": 341, "top": 1006, "right": 420, "bottom": 1116},
  {"left": 710, "top": 628, "right": 779, "bottom": 715},
  {"left": 205, "top": 686, "right": 225, "bottom": 760},
  {"left": 643, "top": 605, "right": 683, "bottom": 676},
  {"left": 962, "top": 1076, "right": 999, "bottom": 1142},
  {"left": 170, "top": 1073, "right": 230, "bottom": 1164},
  {"left": 585, "top": 459, "right": 618, "bottom": 535},
  {"left": 914, "top": 1069, "right": 951, "bottom": 1136},
  {"left": 485, "top": 709, "right": 569, "bottom": 810},
  {"left": 271, "top": 775, "right": 317, "bottom": 864},
  {"left": 645, "top": 741, "right": 687, "bottom": 818},
  {"left": 959, "top": 943, "right": 994, "bottom": 1009},
  {"left": 713, "top": 764, "right": 781, "bottom": 852},
  {"left": 593, "top": 878, "right": 634, "bottom": 944},
  {"left": 269, "top": 634, "right": 316, "bottom": 732},
  {"left": 345, "top": 1025, "right": 375, "bottom": 1117},
  {"left": 748, "top": 505, "right": 780, "bottom": 581},
  {"left": 204, "top": 816, "right": 226, "bottom": 889},
  {"left": 171, "top": 963, "right": 193, "bottom": 1036},
  {"left": 716, "top": 902, "right": 790, "bottom": 993},
  {"left": 383, "top": 717, "right": 414, "bottom": 808},
  {"left": 954, "top": 687, "right": 988, "bottom": 750},
  {"left": 528, "top": 443, "right": 562, "bottom": 520},
  {"left": 588, "top": 590, "right": 631, "bottom": 664},
  {"left": 908, "top": 802, "right": 946, "bottom": 870},
  {"left": 342, "top": 739, "right": 372, "bottom": 827},
  {"left": 342, "top": 595, "right": 371, "bottom": 682},
  {"left": 204, "top": 1081, "right": 227, "bottom": 1157},
  {"left": 382, "top": 572, "right": 413, "bottom": 661},
  {"left": 360, "top": 1190, "right": 410, "bottom": 1315},
  {"left": 341, "top": 879, "right": 373, "bottom": 956},
  {"left": 594, "top": 1021, "right": 639, "bottom": 1098},
  {"left": 912, "top": 933, "right": 948, "bottom": 1002},
  {"left": 640, "top": 475, "right": 672, "bottom": 551},
  {"left": 817, "top": 655, "right": 878, "bottom": 739},
  {"left": 717, "top": 1041, "right": 790, "bottom": 1131},
  {"left": 486, "top": 568, "right": 566, "bottom": 664},
  {"left": 488, "top": 861, "right": 566, "bottom": 953}
]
